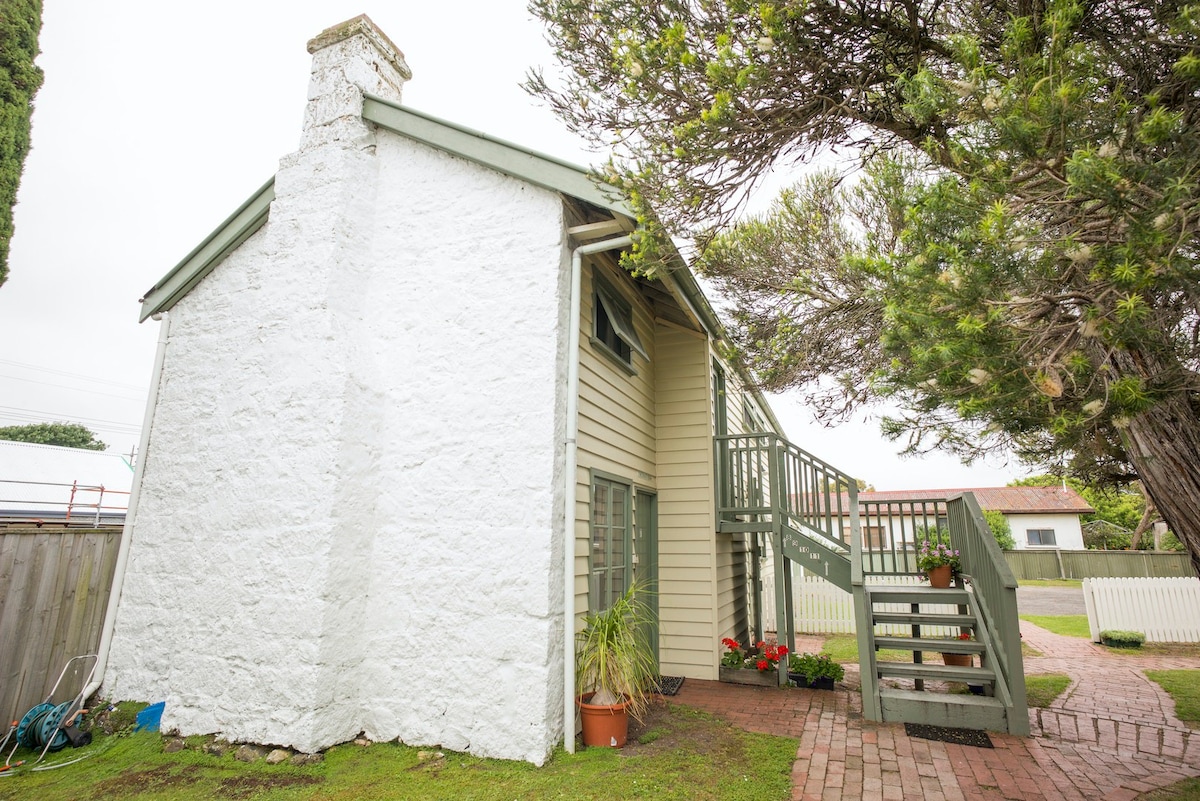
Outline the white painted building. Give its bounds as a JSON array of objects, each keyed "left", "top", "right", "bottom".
[{"left": 103, "top": 16, "right": 786, "bottom": 764}]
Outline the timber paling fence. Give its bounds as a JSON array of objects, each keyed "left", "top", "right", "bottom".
[
  {"left": 1004, "top": 549, "right": 1196, "bottom": 580},
  {"left": 1083, "top": 577, "right": 1200, "bottom": 643},
  {"left": 0, "top": 525, "right": 122, "bottom": 720}
]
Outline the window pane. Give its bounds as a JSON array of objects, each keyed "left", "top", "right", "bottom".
[
  {"left": 593, "top": 484, "right": 609, "bottom": 568},
  {"left": 610, "top": 568, "right": 625, "bottom": 604}
]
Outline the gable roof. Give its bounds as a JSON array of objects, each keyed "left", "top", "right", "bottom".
[
  {"left": 136, "top": 96, "right": 784, "bottom": 435},
  {"left": 857, "top": 486, "right": 1094, "bottom": 515}
]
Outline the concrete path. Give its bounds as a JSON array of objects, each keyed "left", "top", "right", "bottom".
[
  {"left": 1015, "top": 585, "right": 1087, "bottom": 616},
  {"left": 672, "top": 626, "right": 1200, "bottom": 800}
]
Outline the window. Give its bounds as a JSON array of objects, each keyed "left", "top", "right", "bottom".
[
  {"left": 592, "top": 276, "right": 646, "bottom": 370},
  {"left": 591, "top": 474, "right": 632, "bottom": 611},
  {"left": 1026, "top": 528, "right": 1057, "bottom": 547},
  {"left": 864, "top": 526, "right": 890, "bottom": 550}
]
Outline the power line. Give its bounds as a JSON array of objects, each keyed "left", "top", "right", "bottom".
[
  {"left": 0, "top": 358, "right": 148, "bottom": 392},
  {"left": 0, "top": 373, "right": 146, "bottom": 401}
]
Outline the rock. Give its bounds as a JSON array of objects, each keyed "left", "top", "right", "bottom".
[
  {"left": 203, "top": 741, "right": 228, "bottom": 757},
  {"left": 235, "top": 744, "right": 270, "bottom": 762},
  {"left": 290, "top": 752, "right": 324, "bottom": 766},
  {"left": 266, "top": 749, "right": 291, "bottom": 764},
  {"left": 353, "top": 738, "right": 371, "bottom": 747},
  {"left": 417, "top": 750, "right": 445, "bottom": 762},
  {"left": 162, "top": 738, "right": 186, "bottom": 753}
]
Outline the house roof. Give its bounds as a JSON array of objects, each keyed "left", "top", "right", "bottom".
[
  {"left": 856, "top": 486, "right": 1094, "bottom": 515},
  {"left": 0, "top": 440, "right": 134, "bottom": 521},
  {"left": 136, "top": 95, "right": 786, "bottom": 436}
]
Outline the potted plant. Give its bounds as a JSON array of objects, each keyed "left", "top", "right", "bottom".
[
  {"left": 788, "top": 652, "right": 844, "bottom": 690},
  {"left": 1100, "top": 630, "right": 1146, "bottom": 649},
  {"left": 576, "top": 584, "right": 657, "bottom": 748},
  {"left": 941, "top": 632, "right": 974, "bottom": 667},
  {"left": 916, "top": 539, "right": 961, "bottom": 588},
  {"left": 718, "top": 638, "right": 788, "bottom": 686}
]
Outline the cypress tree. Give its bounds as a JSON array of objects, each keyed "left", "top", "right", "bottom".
[{"left": 0, "top": 0, "right": 44, "bottom": 287}]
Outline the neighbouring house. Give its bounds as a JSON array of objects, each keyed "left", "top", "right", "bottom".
[
  {"left": 0, "top": 440, "right": 133, "bottom": 525},
  {"left": 849, "top": 486, "right": 1094, "bottom": 552},
  {"left": 102, "top": 16, "right": 1029, "bottom": 762}
]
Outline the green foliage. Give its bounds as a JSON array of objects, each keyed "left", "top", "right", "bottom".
[
  {"left": 0, "top": 421, "right": 106, "bottom": 450},
  {"left": 1100, "top": 629, "right": 1146, "bottom": 648},
  {"left": 787, "top": 652, "right": 844, "bottom": 683},
  {"left": 1025, "top": 674, "right": 1072, "bottom": 708},
  {"left": 0, "top": 0, "right": 44, "bottom": 287},
  {"left": 1020, "top": 614, "right": 1091, "bottom": 638},
  {"left": 0, "top": 705, "right": 799, "bottom": 801},
  {"left": 576, "top": 583, "right": 658, "bottom": 720},
  {"left": 530, "top": 0, "right": 1200, "bottom": 571},
  {"left": 1146, "top": 669, "right": 1200, "bottom": 726},
  {"left": 981, "top": 510, "right": 1015, "bottom": 550}
]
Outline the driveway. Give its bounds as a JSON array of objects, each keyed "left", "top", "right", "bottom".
[{"left": 1016, "top": 585, "right": 1087, "bottom": 616}]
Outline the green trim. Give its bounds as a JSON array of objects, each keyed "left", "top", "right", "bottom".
[
  {"left": 362, "top": 95, "right": 631, "bottom": 218},
  {"left": 138, "top": 178, "right": 275, "bottom": 322},
  {"left": 588, "top": 469, "right": 634, "bottom": 613}
]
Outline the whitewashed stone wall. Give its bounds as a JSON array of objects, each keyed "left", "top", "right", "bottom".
[{"left": 106, "top": 16, "right": 568, "bottom": 765}]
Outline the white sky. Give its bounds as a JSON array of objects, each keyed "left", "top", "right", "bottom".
[{"left": 0, "top": 1, "right": 1025, "bottom": 489}]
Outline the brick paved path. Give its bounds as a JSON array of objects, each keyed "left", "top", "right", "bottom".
[{"left": 672, "top": 624, "right": 1200, "bottom": 800}]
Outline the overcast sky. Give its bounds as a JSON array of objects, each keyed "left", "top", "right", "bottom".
[{"left": 0, "top": 1, "right": 1025, "bottom": 489}]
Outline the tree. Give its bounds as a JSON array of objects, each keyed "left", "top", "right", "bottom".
[
  {"left": 1011, "top": 473, "right": 1166, "bottom": 548},
  {"left": 0, "top": 422, "right": 107, "bottom": 450},
  {"left": 981, "top": 510, "right": 1016, "bottom": 550},
  {"left": 530, "top": 1, "right": 1200, "bottom": 573},
  {"left": 0, "top": 0, "right": 44, "bottom": 286}
]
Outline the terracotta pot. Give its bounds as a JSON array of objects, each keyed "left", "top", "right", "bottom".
[
  {"left": 926, "top": 564, "right": 953, "bottom": 588},
  {"left": 941, "top": 652, "right": 973, "bottom": 667},
  {"left": 577, "top": 693, "right": 629, "bottom": 747}
]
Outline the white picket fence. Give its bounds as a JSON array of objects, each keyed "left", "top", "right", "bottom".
[
  {"left": 763, "top": 572, "right": 961, "bottom": 638},
  {"left": 1082, "top": 577, "right": 1200, "bottom": 643}
]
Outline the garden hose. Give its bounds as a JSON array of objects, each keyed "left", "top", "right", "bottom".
[{"left": 14, "top": 702, "right": 90, "bottom": 753}]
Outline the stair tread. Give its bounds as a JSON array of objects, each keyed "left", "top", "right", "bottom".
[
  {"left": 880, "top": 688, "right": 1005, "bottom": 708},
  {"left": 874, "top": 637, "right": 987, "bottom": 654},
  {"left": 869, "top": 588, "right": 970, "bottom": 604},
  {"left": 878, "top": 662, "right": 995, "bottom": 681},
  {"left": 872, "top": 612, "right": 976, "bottom": 626}
]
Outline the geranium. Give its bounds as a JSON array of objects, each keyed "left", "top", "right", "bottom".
[
  {"left": 754, "top": 641, "right": 789, "bottom": 672},
  {"left": 720, "top": 637, "right": 745, "bottom": 668},
  {"left": 916, "top": 540, "right": 961, "bottom": 574}
]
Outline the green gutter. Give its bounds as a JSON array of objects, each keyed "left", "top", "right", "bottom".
[{"left": 138, "top": 178, "right": 276, "bottom": 322}]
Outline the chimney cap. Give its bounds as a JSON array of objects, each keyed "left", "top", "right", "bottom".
[{"left": 307, "top": 14, "right": 412, "bottom": 80}]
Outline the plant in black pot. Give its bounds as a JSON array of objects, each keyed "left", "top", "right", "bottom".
[
  {"left": 788, "top": 652, "right": 845, "bottom": 690},
  {"left": 576, "top": 584, "right": 658, "bottom": 748}
]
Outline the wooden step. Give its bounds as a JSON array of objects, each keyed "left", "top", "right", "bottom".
[
  {"left": 872, "top": 611, "right": 976, "bottom": 627},
  {"left": 879, "top": 688, "right": 1009, "bottom": 732},
  {"left": 877, "top": 662, "right": 995, "bottom": 683},
  {"left": 873, "top": 636, "right": 986, "bottom": 654},
  {"left": 869, "top": 588, "right": 970, "bottom": 605}
]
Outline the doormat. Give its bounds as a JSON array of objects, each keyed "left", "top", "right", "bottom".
[
  {"left": 654, "top": 676, "right": 684, "bottom": 696},
  {"left": 904, "top": 723, "right": 993, "bottom": 748}
]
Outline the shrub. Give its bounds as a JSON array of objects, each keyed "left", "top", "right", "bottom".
[{"left": 1100, "top": 630, "right": 1146, "bottom": 648}]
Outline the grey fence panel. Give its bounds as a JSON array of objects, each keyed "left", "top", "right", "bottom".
[
  {"left": 1003, "top": 549, "right": 1196, "bottom": 580},
  {"left": 0, "top": 526, "right": 122, "bottom": 720}
]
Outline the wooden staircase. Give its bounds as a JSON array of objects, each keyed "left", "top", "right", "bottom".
[{"left": 715, "top": 433, "right": 1029, "bottom": 737}]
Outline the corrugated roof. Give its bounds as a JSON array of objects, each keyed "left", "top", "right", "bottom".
[{"left": 857, "top": 486, "right": 1094, "bottom": 514}]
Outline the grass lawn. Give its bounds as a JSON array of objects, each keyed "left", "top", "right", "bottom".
[
  {"left": 1018, "top": 579, "right": 1083, "bottom": 588},
  {"left": 1024, "top": 674, "right": 1071, "bottom": 708},
  {"left": 820, "top": 634, "right": 911, "bottom": 663},
  {"left": 1019, "top": 615, "right": 1091, "bottom": 638},
  {"left": 1141, "top": 778, "right": 1200, "bottom": 800},
  {"left": 1146, "top": 670, "right": 1200, "bottom": 729},
  {"left": 0, "top": 702, "right": 798, "bottom": 801}
]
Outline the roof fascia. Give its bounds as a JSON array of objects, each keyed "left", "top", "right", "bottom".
[
  {"left": 362, "top": 94, "right": 632, "bottom": 218},
  {"left": 138, "top": 178, "right": 276, "bottom": 322}
]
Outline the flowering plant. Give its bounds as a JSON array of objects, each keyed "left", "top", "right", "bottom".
[
  {"left": 720, "top": 638, "right": 789, "bottom": 671},
  {"left": 753, "top": 640, "right": 788, "bottom": 672},
  {"left": 955, "top": 632, "right": 973, "bottom": 641},
  {"left": 720, "top": 637, "right": 745, "bottom": 668},
  {"left": 916, "top": 540, "right": 961, "bottom": 574}
]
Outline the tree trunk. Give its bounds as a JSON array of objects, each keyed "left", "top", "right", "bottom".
[{"left": 1122, "top": 391, "right": 1200, "bottom": 576}]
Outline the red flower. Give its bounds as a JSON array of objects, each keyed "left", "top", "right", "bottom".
[
  {"left": 778, "top": 645, "right": 790, "bottom": 656},
  {"left": 957, "top": 633, "right": 972, "bottom": 640},
  {"left": 756, "top": 659, "right": 769, "bottom": 671},
  {"left": 722, "top": 638, "right": 740, "bottom": 650}
]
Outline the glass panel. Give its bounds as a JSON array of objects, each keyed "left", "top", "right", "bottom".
[
  {"left": 611, "top": 485, "right": 626, "bottom": 570},
  {"left": 592, "top": 483, "right": 608, "bottom": 568},
  {"left": 610, "top": 568, "right": 625, "bottom": 604}
]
